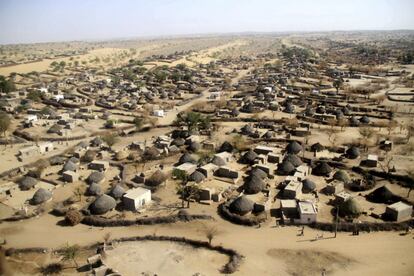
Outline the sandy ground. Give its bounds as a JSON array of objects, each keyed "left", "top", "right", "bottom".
[
  {"left": 104, "top": 241, "right": 228, "bottom": 276},
  {"left": 1, "top": 212, "right": 413, "bottom": 276}
]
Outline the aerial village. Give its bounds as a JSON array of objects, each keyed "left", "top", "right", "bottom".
[{"left": 0, "top": 31, "right": 413, "bottom": 275}]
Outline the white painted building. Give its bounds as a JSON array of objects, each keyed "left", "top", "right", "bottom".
[
  {"left": 153, "top": 109, "right": 165, "bottom": 117},
  {"left": 296, "top": 201, "right": 317, "bottom": 224},
  {"left": 123, "top": 187, "right": 151, "bottom": 211}
]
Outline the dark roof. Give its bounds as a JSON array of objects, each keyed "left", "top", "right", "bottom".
[
  {"left": 19, "top": 176, "right": 37, "bottom": 190},
  {"left": 333, "top": 170, "right": 351, "bottom": 183},
  {"left": 360, "top": 115, "right": 370, "bottom": 124},
  {"left": 31, "top": 188, "right": 52, "bottom": 205},
  {"left": 283, "top": 154, "right": 303, "bottom": 167},
  {"left": 346, "top": 146, "right": 360, "bottom": 159},
  {"left": 189, "top": 171, "right": 206, "bottom": 183},
  {"left": 286, "top": 141, "right": 302, "bottom": 154},
  {"left": 212, "top": 156, "right": 226, "bottom": 166},
  {"left": 171, "top": 137, "right": 185, "bottom": 146},
  {"left": 87, "top": 171, "right": 105, "bottom": 184},
  {"left": 218, "top": 141, "right": 234, "bottom": 153},
  {"left": 244, "top": 175, "right": 265, "bottom": 194},
  {"left": 312, "top": 161, "right": 332, "bottom": 176},
  {"left": 339, "top": 198, "right": 362, "bottom": 218},
  {"left": 110, "top": 185, "right": 126, "bottom": 199},
  {"left": 229, "top": 196, "right": 254, "bottom": 215},
  {"left": 188, "top": 141, "right": 201, "bottom": 152},
  {"left": 87, "top": 183, "right": 102, "bottom": 196},
  {"left": 178, "top": 152, "right": 196, "bottom": 165},
  {"left": 302, "top": 179, "right": 316, "bottom": 193},
  {"left": 241, "top": 150, "right": 258, "bottom": 164},
  {"left": 366, "top": 186, "right": 401, "bottom": 204},
  {"left": 249, "top": 167, "right": 267, "bottom": 179},
  {"left": 277, "top": 160, "right": 296, "bottom": 175},
  {"left": 90, "top": 194, "right": 116, "bottom": 215},
  {"left": 63, "top": 161, "right": 77, "bottom": 172},
  {"left": 311, "top": 142, "right": 325, "bottom": 152}
]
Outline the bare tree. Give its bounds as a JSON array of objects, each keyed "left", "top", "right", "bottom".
[
  {"left": 359, "top": 127, "right": 375, "bottom": 152},
  {"left": 202, "top": 224, "right": 221, "bottom": 245}
]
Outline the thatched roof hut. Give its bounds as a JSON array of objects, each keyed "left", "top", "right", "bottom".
[
  {"left": 229, "top": 196, "right": 254, "bottom": 216},
  {"left": 144, "top": 146, "right": 161, "bottom": 159},
  {"left": 89, "top": 194, "right": 116, "bottom": 215},
  {"left": 333, "top": 170, "right": 351, "bottom": 184},
  {"left": 189, "top": 171, "right": 205, "bottom": 183},
  {"left": 244, "top": 175, "right": 265, "bottom": 194},
  {"left": 212, "top": 155, "right": 226, "bottom": 166},
  {"left": 283, "top": 154, "right": 303, "bottom": 167},
  {"left": 277, "top": 160, "right": 296, "bottom": 175},
  {"left": 312, "top": 161, "right": 332, "bottom": 176},
  {"left": 110, "top": 184, "right": 126, "bottom": 199},
  {"left": 50, "top": 156, "right": 66, "bottom": 166},
  {"left": 360, "top": 115, "right": 370, "bottom": 124},
  {"left": 366, "top": 186, "right": 400, "bottom": 204},
  {"left": 241, "top": 124, "right": 254, "bottom": 135},
  {"left": 241, "top": 150, "right": 258, "bottom": 164},
  {"left": 47, "top": 124, "right": 62, "bottom": 134},
  {"left": 19, "top": 176, "right": 37, "bottom": 190},
  {"left": 349, "top": 116, "right": 360, "bottom": 127},
  {"left": 171, "top": 137, "right": 185, "bottom": 147},
  {"left": 218, "top": 141, "right": 234, "bottom": 153},
  {"left": 249, "top": 167, "right": 267, "bottom": 179},
  {"left": 339, "top": 198, "right": 362, "bottom": 218},
  {"left": 311, "top": 142, "right": 325, "bottom": 152},
  {"left": 63, "top": 161, "right": 77, "bottom": 172},
  {"left": 91, "top": 137, "right": 103, "bottom": 147},
  {"left": 178, "top": 152, "right": 196, "bottom": 165},
  {"left": 346, "top": 146, "right": 360, "bottom": 159},
  {"left": 87, "top": 183, "right": 102, "bottom": 196},
  {"left": 31, "top": 188, "right": 52, "bottom": 205},
  {"left": 68, "top": 156, "right": 80, "bottom": 164},
  {"left": 302, "top": 179, "right": 316, "bottom": 193},
  {"left": 145, "top": 170, "right": 167, "bottom": 187},
  {"left": 188, "top": 141, "right": 201, "bottom": 152},
  {"left": 87, "top": 171, "right": 105, "bottom": 184},
  {"left": 286, "top": 141, "right": 302, "bottom": 154}
]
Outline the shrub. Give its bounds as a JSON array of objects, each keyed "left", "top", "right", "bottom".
[
  {"left": 39, "top": 262, "right": 63, "bottom": 275},
  {"left": 65, "top": 210, "right": 83, "bottom": 226}
]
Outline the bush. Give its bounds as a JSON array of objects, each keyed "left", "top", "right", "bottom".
[
  {"left": 39, "top": 262, "right": 63, "bottom": 275},
  {"left": 65, "top": 210, "right": 83, "bottom": 226}
]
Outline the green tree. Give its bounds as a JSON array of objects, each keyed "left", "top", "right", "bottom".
[
  {"left": 133, "top": 116, "right": 144, "bottom": 130},
  {"left": 0, "top": 112, "right": 11, "bottom": 137},
  {"left": 27, "top": 90, "right": 42, "bottom": 102},
  {"left": 0, "top": 75, "right": 16, "bottom": 93},
  {"left": 102, "top": 133, "right": 118, "bottom": 147},
  {"left": 60, "top": 243, "right": 80, "bottom": 268},
  {"left": 333, "top": 78, "right": 343, "bottom": 93}
]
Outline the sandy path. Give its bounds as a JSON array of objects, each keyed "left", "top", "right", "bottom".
[{"left": 1, "top": 212, "right": 413, "bottom": 276}]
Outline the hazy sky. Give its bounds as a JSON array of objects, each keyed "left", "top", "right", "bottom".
[{"left": 0, "top": 0, "right": 413, "bottom": 44}]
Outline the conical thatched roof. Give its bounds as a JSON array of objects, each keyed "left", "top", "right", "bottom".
[
  {"left": 305, "top": 107, "right": 315, "bottom": 116},
  {"left": 360, "top": 115, "right": 370, "bottom": 124},
  {"left": 339, "top": 198, "right": 362, "bottom": 218},
  {"left": 312, "top": 161, "right": 332, "bottom": 176},
  {"left": 241, "top": 150, "right": 258, "bottom": 164},
  {"left": 63, "top": 161, "right": 77, "bottom": 172},
  {"left": 145, "top": 170, "right": 167, "bottom": 187},
  {"left": 47, "top": 124, "right": 62, "bottom": 134},
  {"left": 346, "top": 146, "right": 360, "bottom": 159},
  {"left": 178, "top": 152, "right": 196, "bottom": 165},
  {"left": 218, "top": 141, "right": 234, "bottom": 153},
  {"left": 249, "top": 167, "right": 267, "bottom": 179},
  {"left": 68, "top": 157, "right": 80, "bottom": 164},
  {"left": 212, "top": 156, "right": 226, "bottom": 166},
  {"left": 91, "top": 136, "right": 103, "bottom": 147},
  {"left": 262, "top": 131, "right": 273, "bottom": 139},
  {"left": 50, "top": 156, "right": 66, "bottom": 165},
  {"left": 277, "top": 160, "right": 296, "bottom": 175},
  {"left": 286, "top": 141, "right": 302, "bottom": 154},
  {"left": 110, "top": 184, "right": 126, "bottom": 199},
  {"left": 87, "top": 171, "right": 105, "bottom": 184},
  {"left": 366, "top": 186, "right": 400, "bottom": 204},
  {"left": 244, "top": 175, "right": 265, "bottom": 194},
  {"left": 311, "top": 142, "right": 325, "bottom": 152},
  {"left": 19, "top": 176, "right": 37, "bottom": 190},
  {"left": 188, "top": 141, "right": 201, "bottom": 152},
  {"left": 302, "top": 179, "right": 316, "bottom": 193},
  {"left": 283, "top": 154, "right": 303, "bottom": 167},
  {"left": 189, "top": 171, "right": 205, "bottom": 183},
  {"left": 284, "top": 103, "right": 295, "bottom": 113},
  {"left": 333, "top": 170, "right": 351, "bottom": 184},
  {"left": 87, "top": 183, "right": 102, "bottom": 196},
  {"left": 229, "top": 196, "right": 254, "bottom": 216},
  {"left": 349, "top": 116, "right": 360, "bottom": 127},
  {"left": 90, "top": 194, "right": 116, "bottom": 215},
  {"left": 31, "top": 188, "right": 52, "bottom": 205},
  {"left": 171, "top": 137, "right": 185, "bottom": 147},
  {"left": 241, "top": 124, "right": 254, "bottom": 135}
]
